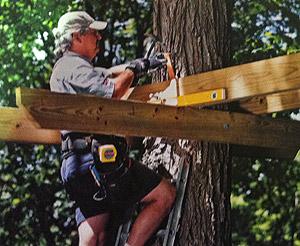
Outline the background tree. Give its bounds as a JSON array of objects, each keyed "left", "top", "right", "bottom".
[{"left": 142, "top": 0, "right": 233, "bottom": 245}]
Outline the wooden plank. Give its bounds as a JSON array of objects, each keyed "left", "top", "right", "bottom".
[
  {"left": 127, "top": 53, "right": 300, "bottom": 104},
  {"left": 0, "top": 107, "right": 60, "bottom": 144},
  {"left": 239, "top": 89, "right": 300, "bottom": 114},
  {"left": 16, "top": 87, "right": 300, "bottom": 149},
  {"left": 232, "top": 145, "right": 298, "bottom": 160},
  {"left": 236, "top": 89, "right": 300, "bottom": 159},
  {"left": 126, "top": 80, "right": 171, "bottom": 101},
  {"left": 0, "top": 107, "right": 296, "bottom": 159}
]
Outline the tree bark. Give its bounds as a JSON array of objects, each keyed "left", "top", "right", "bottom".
[{"left": 142, "top": 0, "right": 233, "bottom": 245}]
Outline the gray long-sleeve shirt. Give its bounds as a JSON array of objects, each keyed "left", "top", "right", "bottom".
[{"left": 50, "top": 51, "right": 114, "bottom": 98}]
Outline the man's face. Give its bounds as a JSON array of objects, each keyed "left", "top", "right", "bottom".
[{"left": 79, "top": 29, "right": 102, "bottom": 60}]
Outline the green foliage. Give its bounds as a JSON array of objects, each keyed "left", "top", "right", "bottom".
[
  {"left": 232, "top": 0, "right": 300, "bottom": 63},
  {"left": 0, "top": 0, "right": 83, "bottom": 107},
  {"left": 0, "top": 143, "right": 77, "bottom": 245},
  {"left": 231, "top": 2, "right": 300, "bottom": 245},
  {"left": 232, "top": 157, "right": 300, "bottom": 245}
]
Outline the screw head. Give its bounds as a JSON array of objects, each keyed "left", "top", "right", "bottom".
[{"left": 223, "top": 123, "right": 230, "bottom": 129}]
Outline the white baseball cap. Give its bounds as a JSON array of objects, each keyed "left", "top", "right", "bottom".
[{"left": 55, "top": 11, "right": 107, "bottom": 35}]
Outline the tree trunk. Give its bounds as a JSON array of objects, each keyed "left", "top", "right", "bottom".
[{"left": 142, "top": 0, "right": 233, "bottom": 245}]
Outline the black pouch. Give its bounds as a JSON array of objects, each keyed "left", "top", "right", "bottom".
[
  {"left": 91, "top": 136, "right": 127, "bottom": 173},
  {"left": 89, "top": 136, "right": 128, "bottom": 202}
]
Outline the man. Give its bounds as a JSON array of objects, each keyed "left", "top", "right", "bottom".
[{"left": 50, "top": 11, "right": 176, "bottom": 246}]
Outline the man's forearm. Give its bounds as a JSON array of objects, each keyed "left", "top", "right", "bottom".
[
  {"left": 108, "top": 64, "right": 127, "bottom": 77},
  {"left": 112, "top": 69, "right": 134, "bottom": 98}
]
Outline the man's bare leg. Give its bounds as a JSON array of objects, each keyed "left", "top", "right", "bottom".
[
  {"left": 78, "top": 213, "right": 110, "bottom": 246},
  {"left": 127, "top": 178, "right": 176, "bottom": 246}
]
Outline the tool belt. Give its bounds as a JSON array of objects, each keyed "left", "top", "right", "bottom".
[
  {"left": 61, "top": 132, "right": 129, "bottom": 201},
  {"left": 61, "top": 132, "right": 127, "bottom": 160}
]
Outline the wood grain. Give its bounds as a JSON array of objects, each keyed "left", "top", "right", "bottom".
[
  {"left": 16, "top": 87, "right": 300, "bottom": 149},
  {"left": 232, "top": 145, "right": 298, "bottom": 159},
  {"left": 1, "top": 107, "right": 296, "bottom": 159},
  {"left": 239, "top": 89, "right": 300, "bottom": 114},
  {"left": 0, "top": 107, "right": 60, "bottom": 144}
]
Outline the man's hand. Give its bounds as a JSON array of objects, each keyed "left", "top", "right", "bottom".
[
  {"left": 126, "top": 58, "right": 150, "bottom": 78},
  {"left": 126, "top": 53, "right": 167, "bottom": 78},
  {"left": 149, "top": 53, "right": 167, "bottom": 71}
]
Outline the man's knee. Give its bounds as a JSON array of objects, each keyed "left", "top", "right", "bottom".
[
  {"left": 142, "top": 179, "right": 176, "bottom": 212},
  {"left": 79, "top": 226, "right": 106, "bottom": 246},
  {"left": 78, "top": 213, "right": 109, "bottom": 246},
  {"left": 79, "top": 230, "right": 98, "bottom": 246}
]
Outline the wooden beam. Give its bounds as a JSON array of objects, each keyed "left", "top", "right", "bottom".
[
  {"left": 0, "top": 107, "right": 296, "bottom": 159},
  {"left": 239, "top": 89, "right": 300, "bottom": 114},
  {"left": 232, "top": 145, "right": 298, "bottom": 160},
  {"left": 0, "top": 107, "right": 60, "bottom": 144},
  {"left": 15, "top": 87, "right": 300, "bottom": 149},
  {"left": 235, "top": 89, "right": 300, "bottom": 159},
  {"left": 126, "top": 53, "right": 300, "bottom": 105}
]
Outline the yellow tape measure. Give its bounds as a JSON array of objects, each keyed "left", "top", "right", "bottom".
[{"left": 98, "top": 144, "right": 117, "bottom": 163}]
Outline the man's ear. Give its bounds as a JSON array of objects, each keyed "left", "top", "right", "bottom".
[{"left": 72, "top": 32, "right": 82, "bottom": 43}]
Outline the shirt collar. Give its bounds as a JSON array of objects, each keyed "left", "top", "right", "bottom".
[{"left": 64, "top": 51, "right": 93, "bottom": 65}]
